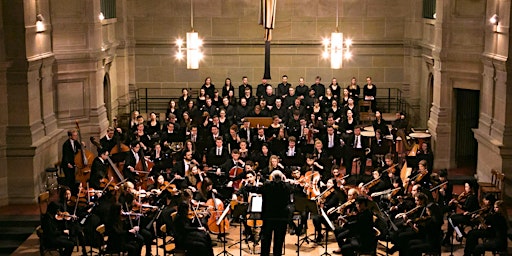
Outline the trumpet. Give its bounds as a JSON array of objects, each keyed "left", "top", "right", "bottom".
[{"left": 395, "top": 205, "right": 422, "bottom": 219}]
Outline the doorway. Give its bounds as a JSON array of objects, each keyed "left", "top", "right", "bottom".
[{"left": 455, "top": 89, "right": 479, "bottom": 169}]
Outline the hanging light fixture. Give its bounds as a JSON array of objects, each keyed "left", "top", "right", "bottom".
[
  {"left": 176, "top": 0, "right": 203, "bottom": 69},
  {"left": 322, "top": 0, "right": 352, "bottom": 69}
]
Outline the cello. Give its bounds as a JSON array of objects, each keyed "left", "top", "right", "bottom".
[
  {"left": 206, "top": 192, "right": 230, "bottom": 234},
  {"left": 74, "top": 121, "right": 95, "bottom": 186},
  {"left": 134, "top": 143, "right": 155, "bottom": 190},
  {"left": 109, "top": 118, "right": 130, "bottom": 164}
]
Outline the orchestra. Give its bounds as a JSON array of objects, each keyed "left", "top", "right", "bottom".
[{"left": 44, "top": 77, "right": 509, "bottom": 256}]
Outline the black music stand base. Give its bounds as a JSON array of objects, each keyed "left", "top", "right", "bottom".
[{"left": 319, "top": 229, "right": 331, "bottom": 256}]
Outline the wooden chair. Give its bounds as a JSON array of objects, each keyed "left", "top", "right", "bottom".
[
  {"left": 480, "top": 170, "right": 505, "bottom": 200},
  {"left": 96, "top": 224, "right": 125, "bottom": 255},
  {"left": 359, "top": 100, "right": 372, "bottom": 113}
]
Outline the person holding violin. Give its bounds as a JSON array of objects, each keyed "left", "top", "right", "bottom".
[
  {"left": 443, "top": 181, "right": 479, "bottom": 246},
  {"left": 312, "top": 178, "right": 343, "bottom": 243},
  {"left": 53, "top": 187, "right": 89, "bottom": 256},
  {"left": 404, "top": 202, "right": 444, "bottom": 256},
  {"left": 90, "top": 148, "right": 110, "bottom": 189},
  {"left": 104, "top": 203, "right": 143, "bottom": 256},
  {"left": 232, "top": 170, "right": 260, "bottom": 241},
  {"left": 406, "top": 159, "right": 431, "bottom": 188},
  {"left": 41, "top": 201, "right": 76, "bottom": 256},
  {"left": 61, "top": 129, "right": 81, "bottom": 194},
  {"left": 173, "top": 189, "right": 214, "bottom": 256},
  {"left": 433, "top": 169, "right": 453, "bottom": 213},
  {"left": 173, "top": 149, "right": 198, "bottom": 189}
]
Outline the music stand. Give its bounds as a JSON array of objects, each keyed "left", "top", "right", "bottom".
[
  {"left": 448, "top": 217, "right": 463, "bottom": 256},
  {"left": 248, "top": 195, "right": 263, "bottom": 255},
  {"left": 294, "top": 195, "right": 320, "bottom": 248},
  {"left": 228, "top": 203, "right": 248, "bottom": 250},
  {"left": 319, "top": 207, "right": 335, "bottom": 256},
  {"left": 216, "top": 206, "right": 233, "bottom": 256}
]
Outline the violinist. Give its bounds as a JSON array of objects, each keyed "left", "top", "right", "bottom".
[
  {"left": 416, "top": 142, "right": 434, "bottom": 172},
  {"left": 61, "top": 129, "right": 81, "bottom": 194},
  {"left": 233, "top": 170, "right": 259, "bottom": 241},
  {"left": 261, "top": 155, "right": 285, "bottom": 179},
  {"left": 184, "top": 164, "right": 203, "bottom": 192},
  {"left": 442, "top": 181, "right": 479, "bottom": 246},
  {"left": 89, "top": 148, "right": 110, "bottom": 189},
  {"left": 387, "top": 192, "right": 429, "bottom": 255},
  {"left": 150, "top": 143, "right": 171, "bottom": 176},
  {"left": 405, "top": 202, "right": 444, "bottom": 256},
  {"left": 333, "top": 196, "right": 376, "bottom": 255},
  {"left": 54, "top": 187, "right": 89, "bottom": 256},
  {"left": 41, "top": 201, "right": 75, "bottom": 256},
  {"left": 330, "top": 188, "right": 359, "bottom": 249},
  {"left": 105, "top": 203, "right": 143, "bottom": 256},
  {"left": 173, "top": 189, "right": 214, "bottom": 256},
  {"left": 407, "top": 159, "right": 430, "bottom": 188},
  {"left": 433, "top": 169, "right": 453, "bottom": 213},
  {"left": 312, "top": 178, "right": 342, "bottom": 243},
  {"left": 173, "top": 149, "right": 197, "bottom": 189},
  {"left": 464, "top": 200, "right": 509, "bottom": 256}
]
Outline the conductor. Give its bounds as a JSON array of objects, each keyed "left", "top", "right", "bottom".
[{"left": 246, "top": 170, "right": 292, "bottom": 256}]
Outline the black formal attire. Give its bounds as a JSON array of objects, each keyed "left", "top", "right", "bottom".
[
  {"left": 323, "top": 133, "right": 343, "bottom": 164},
  {"left": 238, "top": 127, "right": 255, "bottom": 148},
  {"left": 372, "top": 119, "right": 389, "bottom": 136},
  {"left": 281, "top": 146, "right": 303, "bottom": 168},
  {"left": 444, "top": 193, "right": 479, "bottom": 243},
  {"left": 464, "top": 212, "right": 509, "bottom": 255},
  {"left": 173, "top": 203, "right": 214, "bottom": 256},
  {"left": 277, "top": 82, "right": 291, "bottom": 98},
  {"left": 100, "top": 135, "right": 117, "bottom": 153},
  {"left": 41, "top": 213, "right": 75, "bottom": 256},
  {"left": 245, "top": 180, "right": 293, "bottom": 256},
  {"left": 61, "top": 139, "right": 80, "bottom": 194},
  {"left": 262, "top": 93, "right": 277, "bottom": 107},
  {"left": 329, "top": 84, "right": 342, "bottom": 100},
  {"left": 256, "top": 83, "right": 268, "bottom": 99},
  {"left": 296, "top": 85, "right": 309, "bottom": 98},
  {"left": 348, "top": 134, "right": 368, "bottom": 175},
  {"left": 123, "top": 149, "right": 140, "bottom": 182},
  {"left": 346, "top": 85, "right": 360, "bottom": 103},
  {"left": 90, "top": 157, "right": 109, "bottom": 189},
  {"left": 178, "top": 96, "right": 191, "bottom": 111},
  {"left": 363, "top": 84, "right": 377, "bottom": 110},
  {"left": 239, "top": 84, "right": 252, "bottom": 99},
  {"left": 234, "top": 104, "right": 251, "bottom": 124},
  {"left": 206, "top": 146, "right": 229, "bottom": 167},
  {"left": 335, "top": 208, "right": 376, "bottom": 256},
  {"left": 311, "top": 83, "right": 325, "bottom": 99},
  {"left": 201, "top": 84, "right": 215, "bottom": 99}
]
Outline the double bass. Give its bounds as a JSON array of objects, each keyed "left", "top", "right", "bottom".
[
  {"left": 90, "top": 137, "right": 125, "bottom": 182},
  {"left": 134, "top": 143, "right": 155, "bottom": 190},
  {"left": 74, "top": 121, "right": 95, "bottom": 186}
]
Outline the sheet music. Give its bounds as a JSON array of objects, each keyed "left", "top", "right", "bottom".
[{"left": 250, "top": 196, "right": 263, "bottom": 213}]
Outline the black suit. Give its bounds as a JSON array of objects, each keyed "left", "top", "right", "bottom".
[
  {"left": 348, "top": 134, "right": 368, "bottom": 174},
  {"left": 61, "top": 139, "right": 80, "bottom": 193},
  {"left": 100, "top": 135, "right": 117, "bottom": 153},
  {"left": 123, "top": 150, "right": 139, "bottom": 181},
  {"left": 246, "top": 181, "right": 293, "bottom": 256},
  {"left": 238, "top": 127, "right": 255, "bottom": 147},
  {"left": 323, "top": 133, "right": 344, "bottom": 163},
  {"left": 90, "top": 157, "right": 109, "bottom": 189},
  {"left": 206, "top": 147, "right": 229, "bottom": 167},
  {"left": 281, "top": 146, "right": 303, "bottom": 168}
]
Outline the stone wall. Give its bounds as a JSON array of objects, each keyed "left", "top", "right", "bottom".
[{"left": 130, "top": 0, "right": 410, "bottom": 106}]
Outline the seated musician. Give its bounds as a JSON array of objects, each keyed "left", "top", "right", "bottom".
[
  {"left": 371, "top": 129, "right": 388, "bottom": 167},
  {"left": 123, "top": 141, "right": 142, "bottom": 182},
  {"left": 131, "top": 123, "right": 152, "bottom": 155},
  {"left": 90, "top": 148, "right": 110, "bottom": 189},
  {"left": 150, "top": 143, "right": 172, "bottom": 177},
  {"left": 232, "top": 170, "right": 260, "bottom": 241},
  {"left": 442, "top": 181, "right": 480, "bottom": 246},
  {"left": 251, "top": 127, "right": 268, "bottom": 153},
  {"left": 312, "top": 178, "right": 342, "bottom": 243},
  {"left": 52, "top": 187, "right": 88, "bottom": 256},
  {"left": 432, "top": 169, "right": 453, "bottom": 213},
  {"left": 221, "top": 149, "right": 245, "bottom": 187},
  {"left": 252, "top": 143, "right": 271, "bottom": 172},
  {"left": 260, "top": 155, "right": 285, "bottom": 179},
  {"left": 206, "top": 136, "right": 229, "bottom": 168},
  {"left": 173, "top": 189, "right": 214, "bottom": 256},
  {"left": 464, "top": 200, "right": 509, "bottom": 256},
  {"left": 281, "top": 136, "right": 304, "bottom": 168},
  {"left": 416, "top": 142, "right": 434, "bottom": 172},
  {"left": 105, "top": 203, "right": 144, "bottom": 256},
  {"left": 349, "top": 127, "right": 368, "bottom": 174},
  {"left": 41, "top": 201, "right": 77, "bottom": 256},
  {"left": 172, "top": 149, "right": 197, "bottom": 188},
  {"left": 100, "top": 126, "right": 117, "bottom": 152},
  {"left": 387, "top": 192, "right": 429, "bottom": 255},
  {"left": 333, "top": 196, "right": 377, "bottom": 255},
  {"left": 405, "top": 202, "right": 444, "bottom": 256},
  {"left": 406, "top": 159, "right": 431, "bottom": 188}
]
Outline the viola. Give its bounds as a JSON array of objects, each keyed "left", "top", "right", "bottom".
[
  {"left": 55, "top": 211, "right": 78, "bottom": 221},
  {"left": 303, "top": 170, "right": 321, "bottom": 200}
]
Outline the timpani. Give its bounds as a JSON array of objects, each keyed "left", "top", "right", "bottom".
[
  {"left": 361, "top": 130, "right": 376, "bottom": 146},
  {"left": 409, "top": 132, "right": 431, "bottom": 146}
]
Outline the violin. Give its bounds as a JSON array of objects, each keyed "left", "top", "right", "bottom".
[
  {"left": 303, "top": 170, "right": 321, "bottom": 200},
  {"left": 229, "top": 165, "right": 244, "bottom": 191},
  {"left": 55, "top": 211, "right": 78, "bottom": 221}
]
